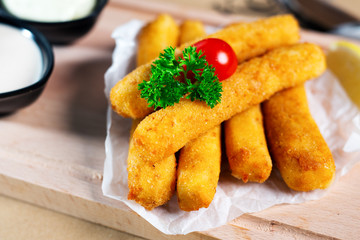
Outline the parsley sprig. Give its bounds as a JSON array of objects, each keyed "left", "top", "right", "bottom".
[{"left": 138, "top": 46, "right": 222, "bottom": 109}]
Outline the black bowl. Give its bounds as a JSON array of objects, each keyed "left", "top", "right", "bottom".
[
  {"left": 0, "top": 0, "right": 108, "bottom": 44},
  {"left": 0, "top": 15, "right": 54, "bottom": 115}
]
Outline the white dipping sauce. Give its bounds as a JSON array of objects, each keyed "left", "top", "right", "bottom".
[
  {"left": 3, "top": 0, "right": 96, "bottom": 22},
  {"left": 0, "top": 24, "right": 42, "bottom": 94}
]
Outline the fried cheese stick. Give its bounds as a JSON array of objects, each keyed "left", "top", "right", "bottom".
[
  {"left": 137, "top": 14, "right": 179, "bottom": 66},
  {"left": 110, "top": 14, "right": 300, "bottom": 119},
  {"left": 179, "top": 20, "right": 206, "bottom": 44},
  {"left": 127, "top": 15, "right": 179, "bottom": 210},
  {"left": 112, "top": 14, "right": 179, "bottom": 117},
  {"left": 176, "top": 21, "right": 221, "bottom": 211},
  {"left": 262, "top": 85, "right": 335, "bottom": 191},
  {"left": 132, "top": 43, "right": 326, "bottom": 165},
  {"left": 127, "top": 120, "right": 177, "bottom": 210},
  {"left": 224, "top": 105, "right": 272, "bottom": 183},
  {"left": 177, "top": 126, "right": 221, "bottom": 211}
]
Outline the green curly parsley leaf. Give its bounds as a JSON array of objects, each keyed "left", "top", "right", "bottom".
[{"left": 138, "top": 46, "right": 222, "bottom": 110}]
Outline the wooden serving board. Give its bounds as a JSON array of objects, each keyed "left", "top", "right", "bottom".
[{"left": 1, "top": 0, "right": 359, "bottom": 239}]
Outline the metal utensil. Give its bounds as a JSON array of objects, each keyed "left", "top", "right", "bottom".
[{"left": 275, "top": 0, "right": 360, "bottom": 39}]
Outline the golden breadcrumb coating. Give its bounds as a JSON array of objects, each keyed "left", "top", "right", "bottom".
[
  {"left": 127, "top": 119, "right": 177, "bottom": 210},
  {"left": 126, "top": 15, "right": 179, "bottom": 210},
  {"left": 225, "top": 105, "right": 272, "bottom": 183},
  {"left": 110, "top": 14, "right": 300, "bottom": 119},
  {"left": 179, "top": 20, "right": 206, "bottom": 45},
  {"left": 132, "top": 43, "right": 326, "bottom": 165},
  {"left": 137, "top": 14, "right": 179, "bottom": 66},
  {"left": 262, "top": 85, "right": 335, "bottom": 191},
  {"left": 177, "top": 126, "right": 221, "bottom": 211},
  {"left": 176, "top": 20, "right": 221, "bottom": 211}
]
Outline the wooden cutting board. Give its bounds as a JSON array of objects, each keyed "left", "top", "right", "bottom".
[{"left": 1, "top": 0, "right": 359, "bottom": 239}]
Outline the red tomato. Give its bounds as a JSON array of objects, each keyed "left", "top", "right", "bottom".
[{"left": 193, "top": 38, "right": 237, "bottom": 81}]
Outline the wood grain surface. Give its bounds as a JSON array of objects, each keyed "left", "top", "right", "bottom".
[{"left": 1, "top": 0, "right": 360, "bottom": 239}]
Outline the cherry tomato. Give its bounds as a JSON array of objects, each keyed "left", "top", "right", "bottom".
[{"left": 193, "top": 38, "right": 237, "bottom": 81}]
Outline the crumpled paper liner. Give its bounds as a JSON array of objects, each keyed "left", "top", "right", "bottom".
[{"left": 102, "top": 20, "right": 360, "bottom": 235}]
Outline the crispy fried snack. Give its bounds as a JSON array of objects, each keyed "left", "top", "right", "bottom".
[
  {"left": 177, "top": 126, "right": 221, "bottom": 211},
  {"left": 110, "top": 14, "right": 300, "bottom": 119},
  {"left": 262, "top": 85, "right": 335, "bottom": 191},
  {"left": 127, "top": 120, "right": 177, "bottom": 210},
  {"left": 224, "top": 105, "right": 272, "bottom": 183},
  {"left": 132, "top": 43, "right": 326, "bottom": 165},
  {"left": 126, "top": 16, "right": 179, "bottom": 210},
  {"left": 137, "top": 14, "right": 179, "bottom": 66},
  {"left": 179, "top": 20, "right": 206, "bottom": 45},
  {"left": 112, "top": 14, "right": 179, "bottom": 117},
  {"left": 176, "top": 21, "right": 221, "bottom": 211}
]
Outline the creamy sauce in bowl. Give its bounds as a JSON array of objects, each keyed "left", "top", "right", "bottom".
[
  {"left": 0, "top": 23, "right": 42, "bottom": 94},
  {"left": 2, "top": 0, "right": 96, "bottom": 22}
]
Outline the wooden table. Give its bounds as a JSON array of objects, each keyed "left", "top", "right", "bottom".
[{"left": 1, "top": 0, "right": 360, "bottom": 239}]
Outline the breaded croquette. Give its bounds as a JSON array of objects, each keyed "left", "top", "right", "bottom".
[
  {"left": 224, "top": 105, "right": 272, "bottom": 183},
  {"left": 137, "top": 14, "right": 179, "bottom": 66},
  {"left": 176, "top": 20, "right": 221, "bottom": 211},
  {"left": 177, "top": 126, "right": 221, "bottom": 211},
  {"left": 127, "top": 119, "right": 177, "bottom": 210},
  {"left": 110, "top": 14, "right": 300, "bottom": 119},
  {"left": 179, "top": 20, "right": 206, "bottom": 45},
  {"left": 126, "top": 15, "right": 179, "bottom": 210},
  {"left": 262, "top": 85, "right": 335, "bottom": 191},
  {"left": 131, "top": 43, "right": 326, "bottom": 165}
]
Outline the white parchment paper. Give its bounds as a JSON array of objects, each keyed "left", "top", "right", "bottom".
[{"left": 102, "top": 20, "right": 360, "bottom": 235}]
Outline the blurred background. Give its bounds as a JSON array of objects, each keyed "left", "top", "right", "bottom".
[
  {"left": 158, "top": 0, "right": 360, "bottom": 37},
  {"left": 156, "top": 0, "right": 359, "bottom": 19},
  {"left": 160, "top": 0, "right": 359, "bottom": 17}
]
